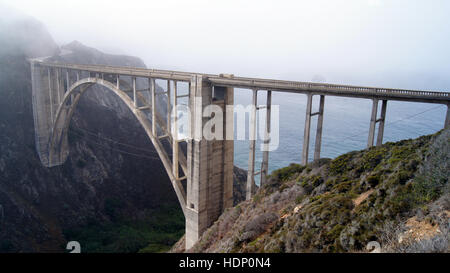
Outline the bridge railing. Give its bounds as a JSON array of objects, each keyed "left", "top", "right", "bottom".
[
  {"left": 34, "top": 61, "right": 195, "bottom": 82},
  {"left": 207, "top": 76, "right": 449, "bottom": 102},
  {"left": 313, "top": 84, "right": 449, "bottom": 97}
]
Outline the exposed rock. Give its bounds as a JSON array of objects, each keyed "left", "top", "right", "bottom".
[{"left": 233, "top": 166, "right": 247, "bottom": 205}]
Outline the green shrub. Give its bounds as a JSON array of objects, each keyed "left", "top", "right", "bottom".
[
  {"left": 326, "top": 224, "right": 344, "bottom": 241},
  {"left": 295, "top": 195, "right": 304, "bottom": 204},
  {"left": 332, "top": 181, "right": 353, "bottom": 193},
  {"left": 271, "top": 163, "right": 305, "bottom": 182},
  {"left": 253, "top": 193, "right": 262, "bottom": 203},
  {"left": 395, "top": 171, "right": 413, "bottom": 185},
  {"left": 311, "top": 176, "right": 324, "bottom": 187},
  {"left": 328, "top": 152, "right": 356, "bottom": 176},
  {"left": 367, "top": 175, "right": 380, "bottom": 188},
  {"left": 279, "top": 183, "right": 289, "bottom": 192},
  {"left": 361, "top": 147, "right": 387, "bottom": 172}
]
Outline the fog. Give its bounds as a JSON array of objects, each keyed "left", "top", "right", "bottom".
[{"left": 1, "top": 0, "right": 450, "bottom": 91}]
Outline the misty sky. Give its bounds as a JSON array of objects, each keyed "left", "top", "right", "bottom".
[{"left": 2, "top": 0, "right": 450, "bottom": 91}]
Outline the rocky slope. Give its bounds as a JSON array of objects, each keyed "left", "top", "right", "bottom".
[
  {"left": 173, "top": 129, "right": 449, "bottom": 253},
  {"left": 0, "top": 10, "right": 247, "bottom": 252}
]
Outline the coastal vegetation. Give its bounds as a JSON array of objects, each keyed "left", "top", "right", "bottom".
[{"left": 173, "top": 129, "right": 449, "bottom": 253}]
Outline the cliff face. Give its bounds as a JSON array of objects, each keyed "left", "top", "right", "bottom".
[
  {"left": 174, "top": 129, "right": 449, "bottom": 253},
  {"left": 0, "top": 8, "right": 59, "bottom": 58}
]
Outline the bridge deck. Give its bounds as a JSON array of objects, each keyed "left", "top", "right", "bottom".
[{"left": 34, "top": 61, "right": 450, "bottom": 104}]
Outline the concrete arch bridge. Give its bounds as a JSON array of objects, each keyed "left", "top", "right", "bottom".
[{"left": 30, "top": 60, "right": 449, "bottom": 249}]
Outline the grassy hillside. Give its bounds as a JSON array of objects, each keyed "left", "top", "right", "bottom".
[{"left": 175, "top": 129, "right": 449, "bottom": 253}]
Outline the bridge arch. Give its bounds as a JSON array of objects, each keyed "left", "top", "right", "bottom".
[
  {"left": 30, "top": 61, "right": 237, "bottom": 249},
  {"left": 48, "top": 77, "right": 187, "bottom": 214}
]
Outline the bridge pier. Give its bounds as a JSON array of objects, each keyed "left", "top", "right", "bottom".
[
  {"left": 368, "top": 99, "right": 379, "bottom": 147},
  {"left": 245, "top": 89, "right": 274, "bottom": 195},
  {"left": 445, "top": 104, "right": 450, "bottom": 129},
  {"left": 368, "top": 99, "right": 388, "bottom": 147},
  {"left": 313, "top": 95, "right": 325, "bottom": 160},
  {"left": 246, "top": 89, "right": 258, "bottom": 200},
  {"left": 301, "top": 94, "right": 313, "bottom": 165},
  {"left": 376, "top": 100, "right": 387, "bottom": 146},
  {"left": 260, "top": 90, "right": 272, "bottom": 186},
  {"left": 302, "top": 94, "right": 325, "bottom": 165},
  {"left": 185, "top": 76, "right": 234, "bottom": 249}
]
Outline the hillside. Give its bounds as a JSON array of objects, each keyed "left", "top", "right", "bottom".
[{"left": 173, "top": 129, "right": 449, "bottom": 253}]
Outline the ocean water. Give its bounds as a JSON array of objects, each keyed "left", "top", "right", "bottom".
[{"left": 232, "top": 89, "right": 447, "bottom": 184}]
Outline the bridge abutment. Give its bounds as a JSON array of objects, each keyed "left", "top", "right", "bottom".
[{"left": 31, "top": 63, "right": 70, "bottom": 166}]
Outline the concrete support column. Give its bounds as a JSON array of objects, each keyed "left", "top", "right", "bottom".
[
  {"left": 302, "top": 93, "right": 313, "bottom": 165},
  {"left": 56, "top": 68, "right": 61, "bottom": 104},
  {"left": 367, "top": 99, "right": 379, "bottom": 148},
  {"left": 52, "top": 68, "right": 64, "bottom": 121},
  {"left": 260, "top": 90, "right": 272, "bottom": 186},
  {"left": 185, "top": 75, "right": 212, "bottom": 249},
  {"left": 313, "top": 95, "right": 325, "bottom": 160},
  {"left": 185, "top": 137, "right": 208, "bottom": 250},
  {"left": 445, "top": 104, "right": 450, "bottom": 129},
  {"left": 116, "top": 75, "right": 120, "bottom": 89},
  {"left": 66, "top": 70, "right": 70, "bottom": 92},
  {"left": 132, "top": 77, "right": 137, "bottom": 107},
  {"left": 59, "top": 69, "right": 65, "bottom": 104},
  {"left": 222, "top": 86, "right": 234, "bottom": 209},
  {"left": 72, "top": 71, "right": 79, "bottom": 104},
  {"left": 246, "top": 89, "right": 258, "bottom": 200},
  {"left": 172, "top": 81, "right": 179, "bottom": 179},
  {"left": 167, "top": 80, "right": 172, "bottom": 133},
  {"left": 47, "top": 68, "right": 54, "bottom": 125},
  {"left": 151, "top": 78, "right": 156, "bottom": 135},
  {"left": 376, "top": 100, "right": 388, "bottom": 146}
]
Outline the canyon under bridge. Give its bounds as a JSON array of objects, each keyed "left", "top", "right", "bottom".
[{"left": 30, "top": 60, "right": 450, "bottom": 249}]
